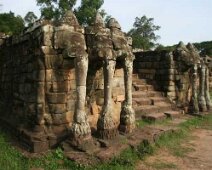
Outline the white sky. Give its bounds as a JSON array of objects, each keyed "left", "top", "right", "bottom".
[{"left": 1, "top": 0, "right": 212, "bottom": 46}]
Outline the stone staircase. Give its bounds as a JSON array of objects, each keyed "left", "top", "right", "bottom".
[{"left": 132, "top": 74, "right": 181, "bottom": 121}]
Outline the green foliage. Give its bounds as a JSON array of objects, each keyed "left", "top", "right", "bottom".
[
  {"left": 128, "top": 15, "right": 161, "bottom": 50},
  {"left": 75, "top": 0, "right": 104, "bottom": 26},
  {"left": 136, "top": 140, "right": 154, "bottom": 159},
  {"left": 37, "top": 0, "right": 77, "bottom": 20},
  {"left": 137, "top": 117, "right": 172, "bottom": 128},
  {"left": 147, "top": 161, "right": 177, "bottom": 169},
  {"left": 156, "top": 41, "right": 212, "bottom": 56},
  {"left": 155, "top": 44, "right": 177, "bottom": 51},
  {"left": 36, "top": 0, "right": 105, "bottom": 25},
  {"left": 24, "top": 11, "right": 38, "bottom": 26},
  {"left": 194, "top": 41, "right": 212, "bottom": 56},
  {"left": 0, "top": 12, "right": 24, "bottom": 35},
  {"left": 99, "top": 9, "right": 111, "bottom": 25}
]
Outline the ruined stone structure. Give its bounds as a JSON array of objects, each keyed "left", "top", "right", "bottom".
[
  {"left": 134, "top": 42, "right": 211, "bottom": 114},
  {"left": 0, "top": 11, "right": 211, "bottom": 154},
  {"left": 85, "top": 13, "right": 135, "bottom": 140},
  {"left": 0, "top": 11, "right": 135, "bottom": 152}
]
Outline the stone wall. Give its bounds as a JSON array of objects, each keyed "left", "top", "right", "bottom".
[
  {"left": 134, "top": 50, "right": 194, "bottom": 107},
  {"left": 0, "top": 21, "right": 124, "bottom": 152}
]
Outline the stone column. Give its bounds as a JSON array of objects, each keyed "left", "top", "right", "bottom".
[
  {"left": 198, "top": 63, "right": 207, "bottom": 112},
  {"left": 119, "top": 57, "right": 135, "bottom": 133},
  {"left": 70, "top": 54, "right": 91, "bottom": 142},
  {"left": 205, "top": 66, "right": 212, "bottom": 110},
  {"left": 97, "top": 59, "right": 118, "bottom": 139},
  {"left": 190, "top": 64, "right": 199, "bottom": 114}
]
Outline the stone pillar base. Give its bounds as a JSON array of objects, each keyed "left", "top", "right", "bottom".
[
  {"left": 97, "top": 128, "right": 118, "bottom": 140},
  {"left": 67, "top": 133, "right": 92, "bottom": 148},
  {"left": 199, "top": 105, "right": 207, "bottom": 112},
  {"left": 119, "top": 123, "right": 135, "bottom": 134}
]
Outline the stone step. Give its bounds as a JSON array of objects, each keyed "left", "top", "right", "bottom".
[
  {"left": 133, "top": 98, "right": 153, "bottom": 106},
  {"left": 154, "top": 102, "right": 172, "bottom": 111},
  {"left": 135, "top": 103, "right": 171, "bottom": 116},
  {"left": 133, "top": 97, "right": 170, "bottom": 107},
  {"left": 138, "top": 73, "right": 155, "bottom": 80},
  {"left": 135, "top": 105, "right": 159, "bottom": 116},
  {"left": 142, "top": 113, "right": 166, "bottom": 122},
  {"left": 132, "top": 79, "right": 147, "bottom": 85},
  {"left": 132, "top": 91, "right": 163, "bottom": 98},
  {"left": 164, "top": 111, "right": 182, "bottom": 119},
  {"left": 133, "top": 84, "right": 154, "bottom": 91},
  {"left": 132, "top": 74, "right": 138, "bottom": 79},
  {"left": 150, "top": 97, "right": 169, "bottom": 104}
]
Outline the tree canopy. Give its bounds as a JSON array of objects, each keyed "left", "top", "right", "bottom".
[
  {"left": 75, "top": 0, "right": 104, "bottom": 26},
  {"left": 36, "top": 0, "right": 104, "bottom": 25},
  {"left": 194, "top": 41, "right": 212, "bottom": 56},
  {"left": 128, "top": 15, "right": 160, "bottom": 50},
  {"left": 37, "top": 0, "right": 77, "bottom": 20},
  {"left": 155, "top": 41, "right": 212, "bottom": 56},
  {"left": 24, "top": 11, "right": 38, "bottom": 26},
  {"left": 0, "top": 12, "right": 24, "bottom": 35}
]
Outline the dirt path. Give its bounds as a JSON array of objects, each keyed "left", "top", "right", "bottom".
[{"left": 136, "top": 129, "right": 212, "bottom": 170}]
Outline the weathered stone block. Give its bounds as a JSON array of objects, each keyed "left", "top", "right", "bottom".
[
  {"left": 52, "top": 124, "right": 68, "bottom": 136},
  {"left": 96, "top": 97, "right": 104, "bottom": 106},
  {"left": 66, "top": 99, "right": 76, "bottom": 111},
  {"left": 27, "top": 103, "right": 36, "bottom": 114},
  {"left": 114, "top": 95, "right": 125, "bottom": 102},
  {"left": 47, "top": 93, "right": 67, "bottom": 104},
  {"left": 112, "top": 77, "right": 124, "bottom": 87},
  {"left": 114, "top": 69, "right": 124, "bottom": 77},
  {"left": 35, "top": 60, "right": 45, "bottom": 71},
  {"left": 112, "top": 87, "right": 125, "bottom": 97},
  {"left": 94, "top": 79, "right": 104, "bottom": 90},
  {"left": 51, "top": 111, "right": 73, "bottom": 125},
  {"left": 32, "top": 70, "right": 45, "bottom": 82},
  {"left": 91, "top": 101, "right": 100, "bottom": 115},
  {"left": 49, "top": 104, "right": 66, "bottom": 114},
  {"left": 36, "top": 83, "right": 45, "bottom": 103},
  {"left": 45, "top": 69, "right": 53, "bottom": 82},
  {"left": 45, "top": 55, "right": 63, "bottom": 69},
  {"left": 67, "top": 91, "right": 77, "bottom": 100},
  {"left": 69, "top": 80, "right": 76, "bottom": 90},
  {"left": 62, "top": 59, "right": 75, "bottom": 69},
  {"left": 139, "top": 69, "right": 156, "bottom": 74},
  {"left": 31, "top": 140, "right": 49, "bottom": 153},
  {"left": 41, "top": 46, "right": 57, "bottom": 55},
  {"left": 166, "top": 91, "right": 177, "bottom": 97},
  {"left": 164, "top": 85, "right": 176, "bottom": 92},
  {"left": 51, "top": 81, "right": 69, "bottom": 92},
  {"left": 37, "top": 103, "right": 45, "bottom": 120},
  {"left": 42, "top": 24, "right": 54, "bottom": 46}
]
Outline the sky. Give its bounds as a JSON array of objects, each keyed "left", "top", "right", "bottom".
[{"left": 0, "top": 0, "right": 212, "bottom": 46}]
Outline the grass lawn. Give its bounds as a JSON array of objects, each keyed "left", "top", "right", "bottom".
[{"left": 0, "top": 114, "right": 212, "bottom": 170}]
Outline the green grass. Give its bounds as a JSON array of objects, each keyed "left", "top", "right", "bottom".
[
  {"left": 0, "top": 130, "right": 84, "bottom": 170},
  {"left": 137, "top": 117, "right": 172, "bottom": 128},
  {"left": 0, "top": 114, "right": 212, "bottom": 170},
  {"left": 147, "top": 161, "right": 177, "bottom": 169},
  {"left": 154, "top": 114, "right": 212, "bottom": 157}
]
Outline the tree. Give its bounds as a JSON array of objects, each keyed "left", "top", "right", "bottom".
[
  {"left": 156, "top": 41, "right": 212, "bottom": 56},
  {"left": 75, "top": 0, "right": 104, "bottom": 26},
  {"left": 194, "top": 41, "right": 212, "bottom": 56},
  {"left": 24, "top": 12, "right": 38, "bottom": 26},
  {"left": 128, "top": 16, "right": 160, "bottom": 50},
  {"left": 36, "top": 0, "right": 105, "bottom": 25},
  {"left": 0, "top": 12, "right": 24, "bottom": 35},
  {"left": 155, "top": 44, "right": 176, "bottom": 52},
  {"left": 36, "top": 0, "right": 77, "bottom": 20}
]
